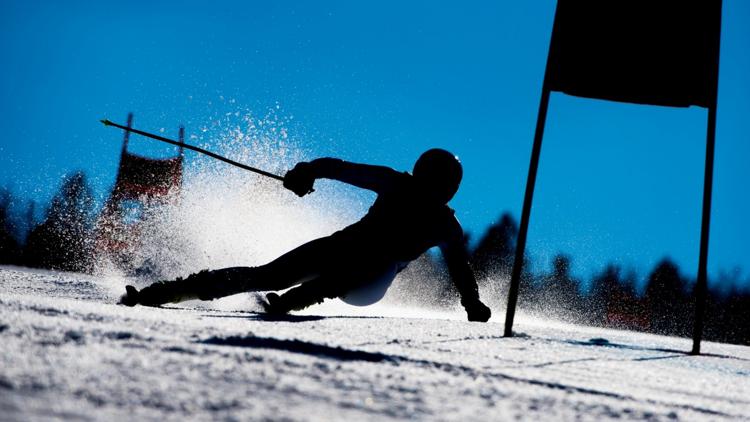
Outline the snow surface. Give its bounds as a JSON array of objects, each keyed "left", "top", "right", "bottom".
[{"left": 1, "top": 266, "right": 749, "bottom": 421}]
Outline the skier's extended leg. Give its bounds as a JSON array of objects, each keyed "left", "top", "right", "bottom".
[{"left": 122, "top": 236, "right": 338, "bottom": 306}]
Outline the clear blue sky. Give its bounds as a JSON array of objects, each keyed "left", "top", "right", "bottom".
[{"left": 1, "top": 1, "right": 748, "bottom": 283}]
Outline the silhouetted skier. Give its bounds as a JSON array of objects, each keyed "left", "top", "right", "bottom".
[{"left": 121, "top": 149, "right": 491, "bottom": 322}]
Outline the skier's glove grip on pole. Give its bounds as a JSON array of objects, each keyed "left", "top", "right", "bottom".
[
  {"left": 463, "top": 299, "right": 491, "bottom": 322},
  {"left": 284, "top": 162, "right": 316, "bottom": 197}
]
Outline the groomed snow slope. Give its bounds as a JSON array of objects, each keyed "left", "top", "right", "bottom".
[{"left": 1, "top": 266, "right": 749, "bottom": 421}]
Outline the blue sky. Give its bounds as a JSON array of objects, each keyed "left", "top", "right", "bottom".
[{"left": 1, "top": 1, "right": 748, "bottom": 283}]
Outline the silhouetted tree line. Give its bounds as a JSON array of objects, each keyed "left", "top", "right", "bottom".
[
  {"left": 0, "top": 171, "right": 96, "bottom": 273},
  {"left": 466, "top": 212, "right": 750, "bottom": 346}
]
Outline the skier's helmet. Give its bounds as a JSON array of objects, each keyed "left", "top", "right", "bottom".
[{"left": 412, "top": 148, "right": 463, "bottom": 204}]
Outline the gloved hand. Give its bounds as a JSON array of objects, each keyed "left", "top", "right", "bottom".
[
  {"left": 464, "top": 299, "right": 491, "bottom": 322},
  {"left": 284, "top": 162, "right": 316, "bottom": 197}
]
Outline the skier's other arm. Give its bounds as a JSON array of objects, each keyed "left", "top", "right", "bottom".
[
  {"left": 439, "top": 220, "right": 491, "bottom": 322},
  {"left": 284, "top": 158, "right": 401, "bottom": 196}
]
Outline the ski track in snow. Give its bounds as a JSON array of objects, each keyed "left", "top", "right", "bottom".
[{"left": 1, "top": 266, "right": 749, "bottom": 421}]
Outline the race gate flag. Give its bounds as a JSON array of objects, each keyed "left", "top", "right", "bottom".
[
  {"left": 503, "top": 0, "right": 723, "bottom": 355},
  {"left": 546, "top": 0, "right": 722, "bottom": 108}
]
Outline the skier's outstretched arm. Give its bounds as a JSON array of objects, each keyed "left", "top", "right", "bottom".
[
  {"left": 439, "top": 220, "right": 491, "bottom": 322},
  {"left": 284, "top": 158, "right": 401, "bottom": 196}
]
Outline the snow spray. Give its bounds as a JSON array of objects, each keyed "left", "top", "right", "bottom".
[{"left": 95, "top": 107, "right": 466, "bottom": 317}]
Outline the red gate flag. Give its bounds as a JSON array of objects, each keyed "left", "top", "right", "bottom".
[{"left": 547, "top": 0, "right": 722, "bottom": 108}]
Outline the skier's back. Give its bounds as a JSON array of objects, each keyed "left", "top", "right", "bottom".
[{"left": 122, "top": 149, "right": 491, "bottom": 322}]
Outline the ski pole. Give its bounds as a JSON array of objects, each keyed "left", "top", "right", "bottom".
[{"left": 100, "top": 119, "right": 285, "bottom": 182}]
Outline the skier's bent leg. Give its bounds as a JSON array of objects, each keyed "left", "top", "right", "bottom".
[
  {"left": 263, "top": 261, "right": 398, "bottom": 314},
  {"left": 264, "top": 277, "right": 344, "bottom": 314}
]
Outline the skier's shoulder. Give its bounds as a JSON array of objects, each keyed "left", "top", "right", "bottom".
[
  {"left": 392, "top": 170, "right": 412, "bottom": 185},
  {"left": 375, "top": 170, "right": 413, "bottom": 195}
]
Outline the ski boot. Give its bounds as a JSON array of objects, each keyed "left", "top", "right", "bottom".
[{"left": 119, "top": 270, "right": 217, "bottom": 307}]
